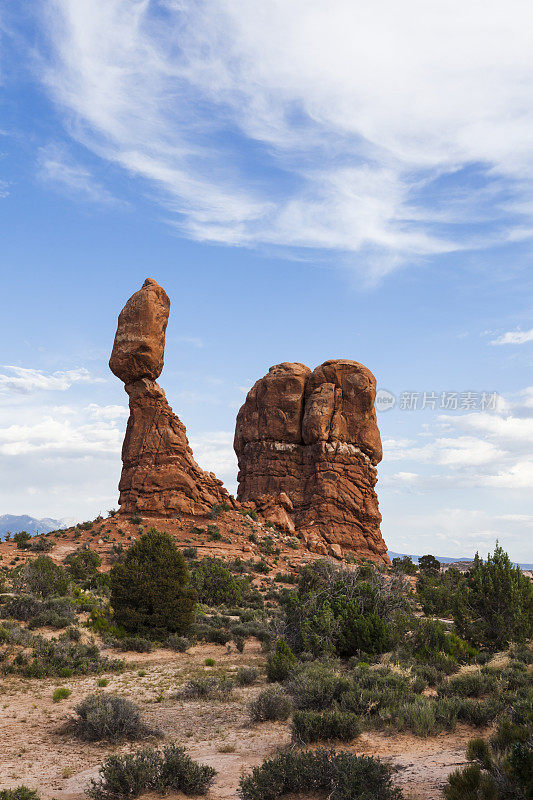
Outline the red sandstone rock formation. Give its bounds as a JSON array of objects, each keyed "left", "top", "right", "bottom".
[
  {"left": 110, "top": 278, "right": 234, "bottom": 516},
  {"left": 234, "top": 360, "right": 389, "bottom": 563}
]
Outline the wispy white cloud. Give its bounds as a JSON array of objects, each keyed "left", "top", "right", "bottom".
[
  {"left": 382, "top": 386, "right": 533, "bottom": 490},
  {"left": 491, "top": 328, "right": 533, "bottom": 345},
  {"left": 0, "top": 392, "right": 127, "bottom": 519},
  {"left": 382, "top": 507, "right": 532, "bottom": 562},
  {"left": 188, "top": 430, "right": 237, "bottom": 494},
  {"left": 37, "top": 142, "right": 121, "bottom": 204},
  {"left": 176, "top": 335, "right": 204, "bottom": 349},
  {"left": 37, "top": 0, "right": 533, "bottom": 278},
  {"left": 0, "top": 366, "right": 103, "bottom": 394},
  {"left": 84, "top": 403, "right": 128, "bottom": 420},
  {"left": 0, "top": 415, "right": 122, "bottom": 457}
]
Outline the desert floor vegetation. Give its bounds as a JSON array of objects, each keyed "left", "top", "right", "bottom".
[{"left": 0, "top": 532, "right": 530, "bottom": 799}]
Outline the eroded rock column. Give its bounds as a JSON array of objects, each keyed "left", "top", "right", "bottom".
[
  {"left": 234, "top": 359, "right": 389, "bottom": 563},
  {"left": 110, "top": 278, "right": 233, "bottom": 516}
]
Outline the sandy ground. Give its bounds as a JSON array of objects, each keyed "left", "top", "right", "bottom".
[{"left": 0, "top": 638, "right": 483, "bottom": 800}]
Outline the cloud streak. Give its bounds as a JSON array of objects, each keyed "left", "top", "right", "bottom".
[
  {"left": 37, "top": 0, "right": 533, "bottom": 278},
  {"left": 491, "top": 328, "right": 533, "bottom": 345},
  {"left": 0, "top": 366, "right": 103, "bottom": 394},
  {"left": 383, "top": 386, "right": 533, "bottom": 491}
]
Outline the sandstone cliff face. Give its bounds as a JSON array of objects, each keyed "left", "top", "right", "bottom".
[
  {"left": 234, "top": 360, "right": 389, "bottom": 564},
  {"left": 110, "top": 279, "right": 233, "bottom": 516}
]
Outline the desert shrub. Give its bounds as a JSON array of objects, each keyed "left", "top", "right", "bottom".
[
  {"left": 180, "top": 675, "right": 234, "bottom": 701},
  {"left": 191, "top": 557, "right": 248, "bottom": 606},
  {"left": 453, "top": 544, "right": 533, "bottom": 648},
  {"left": 378, "top": 694, "right": 459, "bottom": 737},
  {"left": 207, "top": 501, "right": 230, "bottom": 519},
  {"left": 88, "top": 604, "right": 122, "bottom": 638},
  {"left": 281, "top": 560, "right": 410, "bottom": 658},
  {"left": 233, "top": 634, "right": 245, "bottom": 652},
  {"left": 206, "top": 524, "right": 222, "bottom": 541},
  {"left": 14, "top": 531, "right": 32, "bottom": 549},
  {"left": 205, "top": 657, "right": 215, "bottom": 666},
  {"left": 444, "top": 763, "right": 496, "bottom": 800},
  {"left": 249, "top": 687, "right": 292, "bottom": 722},
  {"left": 18, "top": 639, "right": 123, "bottom": 678},
  {"left": 0, "top": 789, "right": 40, "bottom": 800},
  {"left": 500, "top": 662, "right": 530, "bottom": 691},
  {"left": 395, "top": 696, "right": 438, "bottom": 736},
  {"left": 416, "top": 567, "right": 465, "bottom": 618},
  {"left": 53, "top": 686, "right": 71, "bottom": 702},
  {"left": 340, "top": 666, "right": 414, "bottom": 720},
  {"left": 61, "top": 625, "right": 82, "bottom": 642},
  {"left": 237, "top": 666, "right": 258, "bottom": 686},
  {"left": 254, "top": 560, "right": 270, "bottom": 574},
  {"left": 27, "top": 596, "right": 76, "bottom": 629},
  {"left": 230, "top": 620, "right": 270, "bottom": 642},
  {"left": 109, "top": 543, "right": 124, "bottom": 564},
  {"left": 438, "top": 670, "right": 493, "bottom": 699},
  {"left": 157, "top": 744, "right": 217, "bottom": 793},
  {"left": 411, "top": 664, "right": 444, "bottom": 686},
  {"left": 444, "top": 715, "right": 533, "bottom": 800},
  {"left": 29, "top": 537, "right": 53, "bottom": 552},
  {"left": 0, "top": 621, "right": 34, "bottom": 647},
  {"left": 455, "top": 698, "right": 501, "bottom": 727},
  {"left": 407, "top": 618, "right": 476, "bottom": 664},
  {"left": 203, "top": 626, "right": 231, "bottom": 645},
  {"left": 114, "top": 636, "right": 153, "bottom": 653},
  {"left": 97, "top": 678, "right": 109, "bottom": 687},
  {"left": 2, "top": 593, "right": 75, "bottom": 629},
  {"left": 65, "top": 547, "right": 102, "bottom": 583},
  {"left": 72, "top": 693, "right": 156, "bottom": 741},
  {"left": 411, "top": 674, "right": 427, "bottom": 693},
  {"left": 422, "top": 650, "right": 462, "bottom": 675},
  {"left": 266, "top": 636, "right": 297, "bottom": 682},
  {"left": 183, "top": 546, "right": 197, "bottom": 559},
  {"left": 2, "top": 594, "right": 41, "bottom": 621},
  {"left": 418, "top": 554, "right": 441, "bottom": 574},
  {"left": 392, "top": 555, "right": 418, "bottom": 575},
  {"left": 286, "top": 662, "right": 351, "bottom": 711},
  {"left": 166, "top": 634, "right": 190, "bottom": 652},
  {"left": 88, "top": 745, "right": 216, "bottom": 799},
  {"left": 239, "top": 748, "right": 400, "bottom": 800},
  {"left": 110, "top": 529, "right": 196, "bottom": 637},
  {"left": 434, "top": 697, "right": 461, "bottom": 730},
  {"left": 509, "top": 643, "right": 533, "bottom": 665},
  {"left": 292, "top": 709, "right": 361, "bottom": 743},
  {"left": 18, "top": 557, "right": 68, "bottom": 599}
]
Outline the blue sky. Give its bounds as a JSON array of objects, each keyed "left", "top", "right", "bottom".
[{"left": 1, "top": 1, "right": 532, "bottom": 561}]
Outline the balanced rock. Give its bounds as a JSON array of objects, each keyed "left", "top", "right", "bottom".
[
  {"left": 110, "top": 279, "right": 234, "bottom": 516},
  {"left": 109, "top": 278, "right": 170, "bottom": 384},
  {"left": 234, "top": 359, "right": 388, "bottom": 563}
]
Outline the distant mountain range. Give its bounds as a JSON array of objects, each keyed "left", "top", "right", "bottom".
[
  {"left": 0, "top": 514, "right": 70, "bottom": 539},
  {"left": 388, "top": 551, "right": 533, "bottom": 571}
]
